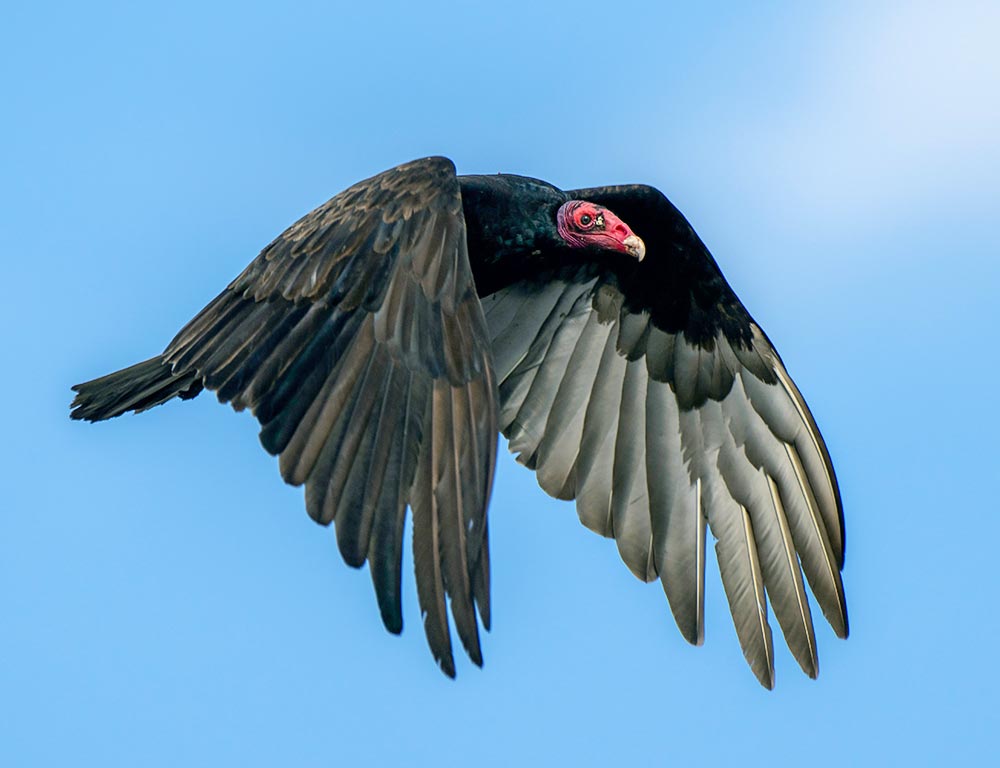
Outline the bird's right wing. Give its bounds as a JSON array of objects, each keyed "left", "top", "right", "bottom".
[
  {"left": 161, "top": 156, "right": 497, "bottom": 677},
  {"left": 482, "top": 185, "right": 846, "bottom": 688}
]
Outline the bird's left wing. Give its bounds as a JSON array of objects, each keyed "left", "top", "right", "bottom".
[
  {"left": 162, "top": 157, "right": 497, "bottom": 676},
  {"left": 482, "top": 184, "right": 846, "bottom": 688}
]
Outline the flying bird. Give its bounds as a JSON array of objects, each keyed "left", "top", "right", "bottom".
[{"left": 70, "top": 156, "right": 847, "bottom": 688}]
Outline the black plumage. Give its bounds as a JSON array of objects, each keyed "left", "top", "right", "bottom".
[{"left": 71, "top": 156, "right": 847, "bottom": 687}]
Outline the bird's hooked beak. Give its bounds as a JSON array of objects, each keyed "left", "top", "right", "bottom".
[
  {"left": 592, "top": 205, "right": 645, "bottom": 261},
  {"left": 622, "top": 234, "right": 646, "bottom": 261}
]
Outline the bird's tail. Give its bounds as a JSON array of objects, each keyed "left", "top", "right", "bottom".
[{"left": 70, "top": 355, "right": 203, "bottom": 422}]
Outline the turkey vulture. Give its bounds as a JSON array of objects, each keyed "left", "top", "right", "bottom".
[{"left": 70, "top": 156, "right": 847, "bottom": 688}]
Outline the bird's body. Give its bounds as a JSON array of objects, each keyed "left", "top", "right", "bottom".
[{"left": 71, "top": 156, "right": 847, "bottom": 687}]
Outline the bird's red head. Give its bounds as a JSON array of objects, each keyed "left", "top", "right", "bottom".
[{"left": 556, "top": 201, "right": 645, "bottom": 261}]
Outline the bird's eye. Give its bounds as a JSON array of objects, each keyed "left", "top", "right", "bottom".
[{"left": 579, "top": 213, "right": 593, "bottom": 227}]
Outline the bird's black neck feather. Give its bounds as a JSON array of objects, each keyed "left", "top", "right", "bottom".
[{"left": 459, "top": 174, "right": 572, "bottom": 296}]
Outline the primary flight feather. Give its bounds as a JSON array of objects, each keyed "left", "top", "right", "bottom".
[{"left": 71, "top": 156, "right": 847, "bottom": 687}]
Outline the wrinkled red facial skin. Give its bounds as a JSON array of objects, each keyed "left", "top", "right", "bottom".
[{"left": 556, "top": 200, "right": 635, "bottom": 253}]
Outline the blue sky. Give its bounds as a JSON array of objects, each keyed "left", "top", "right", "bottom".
[{"left": 3, "top": 1, "right": 999, "bottom": 765}]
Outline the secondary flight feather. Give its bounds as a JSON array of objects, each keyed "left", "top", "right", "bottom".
[{"left": 71, "top": 156, "right": 847, "bottom": 687}]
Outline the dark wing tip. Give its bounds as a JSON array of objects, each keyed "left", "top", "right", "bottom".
[
  {"left": 437, "top": 651, "right": 457, "bottom": 679},
  {"left": 381, "top": 613, "right": 403, "bottom": 636},
  {"left": 838, "top": 605, "right": 850, "bottom": 639},
  {"left": 68, "top": 391, "right": 93, "bottom": 422},
  {"left": 468, "top": 645, "right": 484, "bottom": 669},
  {"left": 475, "top": 584, "right": 492, "bottom": 632},
  {"left": 678, "top": 623, "right": 703, "bottom": 647},
  {"left": 69, "top": 356, "right": 201, "bottom": 422},
  {"left": 372, "top": 554, "right": 405, "bottom": 636},
  {"left": 69, "top": 381, "right": 107, "bottom": 421},
  {"left": 68, "top": 386, "right": 111, "bottom": 422}
]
